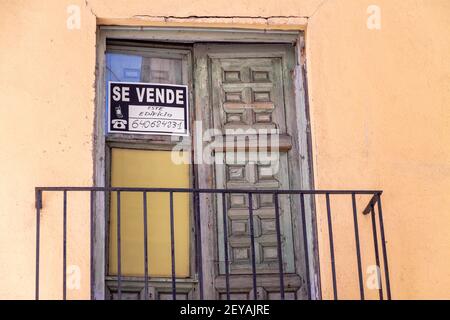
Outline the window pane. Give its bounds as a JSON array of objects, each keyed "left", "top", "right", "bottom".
[
  {"left": 141, "top": 57, "right": 183, "bottom": 84},
  {"left": 108, "top": 148, "right": 190, "bottom": 277},
  {"left": 105, "top": 52, "right": 184, "bottom": 134},
  {"left": 107, "top": 53, "right": 143, "bottom": 82}
]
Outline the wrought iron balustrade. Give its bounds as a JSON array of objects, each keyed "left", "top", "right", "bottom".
[{"left": 34, "top": 187, "right": 390, "bottom": 300}]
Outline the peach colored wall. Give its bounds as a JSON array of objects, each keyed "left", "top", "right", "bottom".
[
  {"left": 306, "top": 0, "right": 450, "bottom": 299},
  {"left": 0, "top": 0, "right": 449, "bottom": 299}
]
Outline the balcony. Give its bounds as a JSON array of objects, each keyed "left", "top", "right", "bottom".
[{"left": 34, "top": 187, "right": 391, "bottom": 300}]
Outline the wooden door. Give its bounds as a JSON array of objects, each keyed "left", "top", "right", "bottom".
[{"left": 194, "top": 44, "right": 309, "bottom": 300}]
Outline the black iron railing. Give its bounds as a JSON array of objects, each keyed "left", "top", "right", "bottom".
[{"left": 34, "top": 187, "right": 391, "bottom": 300}]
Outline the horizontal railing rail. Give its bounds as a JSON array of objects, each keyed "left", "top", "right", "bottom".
[
  {"left": 36, "top": 186, "right": 383, "bottom": 194},
  {"left": 34, "top": 187, "right": 390, "bottom": 300}
]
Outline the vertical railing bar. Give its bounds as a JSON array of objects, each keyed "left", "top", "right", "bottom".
[
  {"left": 300, "top": 193, "right": 311, "bottom": 300},
  {"left": 143, "top": 192, "right": 149, "bottom": 300},
  {"left": 105, "top": 190, "right": 110, "bottom": 296},
  {"left": 90, "top": 190, "right": 95, "bottom": 300},
  {"left": 169, "top": 191, "right": 176, "bottom": 300},
  {"left": 248, "top": 193, "right": 258, "bottom": 300},
  {"left": 370, "top": 205, "right": 383, "bottom": 300},
  {"left": 63, "top": 190, "right": 67, "bottom": 300},
  {"left": 325, "top": 193, "right": 337, "bottom": 300},
  {"left": 194, "top": 192, "right": 204, "bottom": 300},
  {"left": 117, "top": 191, "right": 122, "bottom": 300},
  {"left": 35, "top": 189, "right": 41, "bottom": 300},
  {"left": 222, "top": 192, "right": 231, "bottom": 300},
  {"left": 273, "top": 193, "right": 285, "bottom": 300},
  {"left": 351, "top": 193, "right": 365, "bottom": 300},
  {"left": 376, "top": 194, "right": 392, "bottom": 300},
  {"left": 193, "top": 192, "right": 199, "bottom": 298}
]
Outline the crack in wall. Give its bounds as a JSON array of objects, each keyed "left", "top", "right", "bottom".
[
  {"left": 132, "top": 15, "right": 309, "bottom": 20},
  {"left": 85, "top": 0, "right": 97, "bottom": 18},
  {"left": 130, "top": 15, "right": 309, "bottom": 26},
  {"left": 308, "top": 0, "right": 330, "bottom": 20},
  {"left": 85, "top": 0, "right": 330, "bottom": 23}
]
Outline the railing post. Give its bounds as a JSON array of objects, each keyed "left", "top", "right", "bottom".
[
  {"left": 143, "top": 192, "right": 149, "bottom": 300},
  {"left": 63, "top": 190, "right": 67, "bottom": 300},
  {"left": 90, "top": 190, "right": 95, "bottom": 300},
  {"left": 169, "top": 192, "right": 176, "bottom": 300},
  {"left": 194, "top": 191, "right": 204, "bottom": 300},
  {"left": 35, "top": 189, "right": 42, "bottom": 301},
  {"left": 351, "top": 193, "right": 365, "bottom": 300},
  {"left": 273, "top": 193, "right": 285, "bottom": 300},
  {"left": 222, "top": 192, "right": 231, "bottom": 300},
  {"left": 116, "top": 191, "right": 122, "bottom": 300},
  {"left": 376, "top": 194, "right": 392, "bottom": 300},
  {"left": 325, "top": 193, "right": 337, "bottom": 300},
  {"left": 370, "top": 205, "right": 383, "bottom": 300},
  {"left": 299, "top": 193, "right": 311, "bottom": 300},
  {"left": 248, "top": 192, "right": 258, "bottom": 300}
]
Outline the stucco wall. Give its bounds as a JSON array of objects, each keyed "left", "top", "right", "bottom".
[
  {"left": 306, "top": 0, "right": 450, "bottom": 299},
  {"left": 0, "top": 0, "right": 449, "bottom": 299}
]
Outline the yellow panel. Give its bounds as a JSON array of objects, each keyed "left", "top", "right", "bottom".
[{"left": 109, "top": 148, "right": 190, "bottom": 277}]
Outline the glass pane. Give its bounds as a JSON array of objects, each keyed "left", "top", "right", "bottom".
[
  {"left": 108, "top": 148, "right": 191, "bottom": 277},
  {"left": 106, "top": 53, "right": 143, "bottom": 82},
  {"left": 141, "top": 57, "right": 183, "bottom": 84},
  {"left": 105, "top": 52, "right": 184, "bottom": 133}
]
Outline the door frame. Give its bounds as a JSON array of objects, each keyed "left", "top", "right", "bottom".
[{"left": 93, "top": 27, "right": 320, "bottom": 300}]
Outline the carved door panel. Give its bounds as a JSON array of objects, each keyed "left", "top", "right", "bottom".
[{"left": 194, "top": 44, "right": 308, "bottom": 300}]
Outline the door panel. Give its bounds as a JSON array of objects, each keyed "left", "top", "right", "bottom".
[
  {"left": 211, "top": 54, "right": 295, "bottom": 275},
  {"left": 194, "top": 44, "right": 308, "bottom": 299},
  {"left": 211, "top": 57, "right": 286, "bottom": 133},
  {"left": 215, "top": 154, "right": 295, "bottom": 275}
]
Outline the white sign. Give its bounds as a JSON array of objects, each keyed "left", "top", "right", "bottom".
[{"left": 108, "top": 81, "right": 189, "bottom": 136}]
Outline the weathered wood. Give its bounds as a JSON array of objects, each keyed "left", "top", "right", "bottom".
[
  {"left": 105, "top": 277, "right": 196, "bottom": 300},
  {"left": 208, "top": 134, "right": 292, "bottom": 152},
  {"left": 93, "top": 28, "right": 107, "bottom": 300},
  {"left": 193, "top": 44, "right": 217, "bottom": 299},
  {"left": 293, "top": 33, "right": 321, "bottom": 299},
  {"left": 101, "top": 27, "right": 299, "bottom": 44},
  {"left": 196, "top": 43, "right": 308, "bottom": 299},
  {"left": 281, "top": 41, "right": 311, "bottom": 300},
  {"left": 214, "top": 274, "right": 302, "bottom": 289}
]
